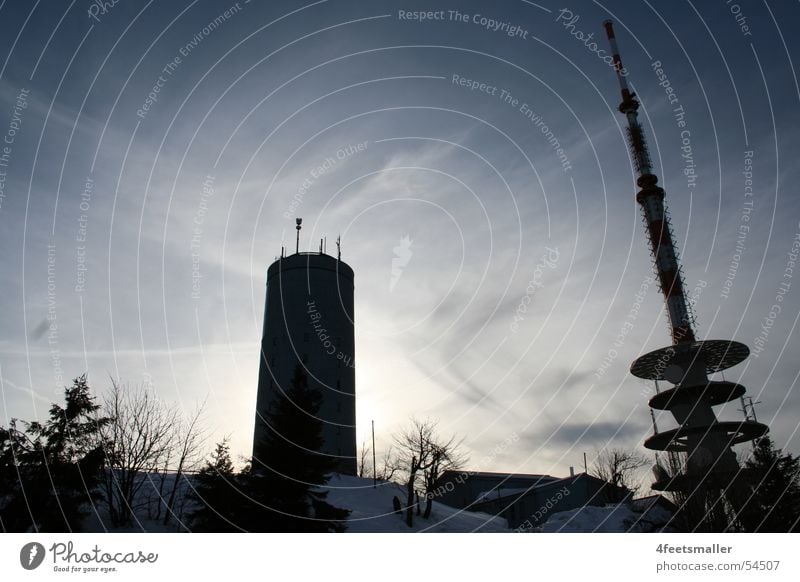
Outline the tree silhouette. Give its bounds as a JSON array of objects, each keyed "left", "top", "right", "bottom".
[
  {"left": 591, "top": 448, "right": 646, "bottom": 502},
  {"left": 243, "top": 364, "right": 348, "bottom": 532},
  {"left": 0, "top": 374, "right": 109, "bottom": 532},
  {"left": 393, "top": 418, "right": 466, "bottom": 526},
  {"left": 737, "top": 436, "right": 800, "bottom": 532},
  {"left": 189, "top": 439, "right": 241, "bottom": 532}
]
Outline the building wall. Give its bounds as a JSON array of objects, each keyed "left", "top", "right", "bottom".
[
  {"left": 434, "top": 472, "right": 557, "bottom": 509},
  {"left": 471, "top": 474, "right": 627, "bottom": 530},
  {"left": 252, "top": 252, "right": 357, "bottom": 474}
]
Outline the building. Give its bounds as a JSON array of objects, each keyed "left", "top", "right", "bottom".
[
  {"left": 252, "top": 239, "right": 357, "bottom": 475},
  {"left": 435, "top": 470, "right": 628, "bottom": 530},
  {"left": 433, "top": 471, "right": 557, "bottom": 510}
]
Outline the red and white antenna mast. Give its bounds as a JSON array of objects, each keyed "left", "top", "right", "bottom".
[
  {"left": 603, "top": 20, "right": 767, "bottom": 527},
  {"left": 604, "top": 19, "right": 694, "bottom": 345}
]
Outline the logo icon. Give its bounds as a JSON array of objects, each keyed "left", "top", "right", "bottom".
[
  {"left": 390, "top": 235, "right": 413, "bottom": 291},
  {"left": 20, "top": 542, "right": 45, "bottom": 570}
]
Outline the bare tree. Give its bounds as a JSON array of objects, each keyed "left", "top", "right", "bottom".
[
  {"left": 162, "top": 402, "right": 206, "bottom": 525},
  {"left": 591, "top": 447, "right": 647, "bottom": 501},
  {"left": 99, "top": 379, "right": 204, "bottom": 527},
  {"left": 358, "top": 440, "right": 403, "bottom": 483},
  {"left": 376, "top": 445, "right": 401, "bottom": 482},
  {"left": 422, "top": 435, "right": 467, "bottom": 518},
  {"left": 393, "top": 419, "right": 466, "bottom": 526},
  {"left": 358, "top": 441, "right": 370, "bottom": 478}
]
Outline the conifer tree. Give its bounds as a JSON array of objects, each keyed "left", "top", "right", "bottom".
[
  {"left": 243, "top": 364, "right": 349, "bottom": 532},
  {"left": 0, "top": 374, "right": 109, "bottom": 532},
  {"left": 738, "top": 436, "right": 800, "bottom": 532},
  {"left": 189, "top": 439, "right": 241, "bottom": 532}
]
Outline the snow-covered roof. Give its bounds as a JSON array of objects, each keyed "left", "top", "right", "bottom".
[
  {"left": 442, "top": 470, "right": 556, "bottom": 481},
  {"left": 475, "top": 487, "right": 531, "bottom": 502}
]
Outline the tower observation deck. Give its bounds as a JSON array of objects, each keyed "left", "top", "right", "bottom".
[{"left": 603, "top": 21, "right": 767, "bottom": 512}]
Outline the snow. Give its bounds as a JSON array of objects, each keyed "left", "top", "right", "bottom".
[
  {"left": 535, "top": 502, "right": 675, "bottom": 533},
  {"left": 81, "top": 471, "right": 196, "bottom": 533},
  {"left": 321, "top": 474, "right": 509, "bottom": 532},
  {"left": 475, "top": 487, "right": 531, "bottom": 503},
  {"left": 80, "top": 471, "right": 675, "bottom": 533},
  {"left": 75, "top": 472, "right": 508, "bottom": 532}
]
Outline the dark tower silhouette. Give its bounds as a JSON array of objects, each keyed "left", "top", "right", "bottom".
[
  {"left": 603, "top": 20, "right": 767, "bottom": 529},
  {"left": 252, "top": 220, "right": 357, "bottom": 475}
]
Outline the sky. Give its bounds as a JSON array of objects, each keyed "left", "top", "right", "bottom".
[{"left": 0, "top": 0, "right": 798, "bottom": 488}]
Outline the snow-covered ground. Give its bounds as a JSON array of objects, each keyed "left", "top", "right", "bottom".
[
  {"left": 535, "top": 502, "right": 675, "bottom": 533},
  {"left": 78, "top": 471, "right": 669, "bottom": 533},
  {"left": 322, "top": 474, "right": 509, "bottom": 532},
  {"left": 78, "top": 472, "right": 508, "bottom": 532}
]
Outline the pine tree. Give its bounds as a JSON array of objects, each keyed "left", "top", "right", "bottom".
[
  {"left": 0, "top": 374, "right": 109, "bottom": 532},
  {"left": 243, "top": 364, "right": 349, "bottom": 532},
  {"left": 189, "top": 439, "right": 241, "bottom": 532},
  {"left": 738, "top": 436, "right": 800, "bottom": 532}
]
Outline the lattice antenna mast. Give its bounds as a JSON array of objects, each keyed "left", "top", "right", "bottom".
[
  {"left": 604, "top": 21, "right": 768, "bottom": 517},
  {"left": 604, "top": 20, "right": 695, "bottom": 345}
]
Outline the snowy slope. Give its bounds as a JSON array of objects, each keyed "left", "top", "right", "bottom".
[
  {"left": 81, "top": 472, "right": 509, "bottom": 532},
  {"left": 321, "top": 474, "right": 509, "bottom": 532},
  {"left": 536, "top": 503, "right": 675, "bottom": 533}
]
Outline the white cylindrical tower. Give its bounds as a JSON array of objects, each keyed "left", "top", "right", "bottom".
[{"left": 252, "top": 247, "right": 357, "bottom": 475}]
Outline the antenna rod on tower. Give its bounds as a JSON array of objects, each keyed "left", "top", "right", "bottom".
[
  {"left": 603, "top": 20, "right": 695, "bottom": 345},
  {"left": 295, "top": 218, "right": 302, "bottom": 254}
]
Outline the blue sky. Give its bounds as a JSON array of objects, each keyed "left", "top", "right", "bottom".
[{"left": 0, "top": 0, "right": 798, "bottom": 485}]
